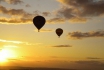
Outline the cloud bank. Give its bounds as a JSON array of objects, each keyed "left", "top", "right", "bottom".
[
  {"left": 53, "top": 0, "right": 104, "bottom": 23},
  {"left": 67, "top": 30, "right": 104, "bottom": 39}
]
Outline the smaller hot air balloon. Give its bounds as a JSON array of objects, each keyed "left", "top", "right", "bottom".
[
  {"left": 33, "top": 16, "right": 46, "bottom": 32},
  {"left": 56, "top": 28, "right": 63, "bottom": 38}
]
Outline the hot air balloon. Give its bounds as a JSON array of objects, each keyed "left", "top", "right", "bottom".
[
  {"left": 33, "top": 16, "right": 46, "bottom": 32},
  {"left": 56, "top": 28, "right": 63, "bottom": 38}
]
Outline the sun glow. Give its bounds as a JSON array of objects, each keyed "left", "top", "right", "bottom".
[{"left": 0, "top": 45, "right": 17, "bottom": 63}]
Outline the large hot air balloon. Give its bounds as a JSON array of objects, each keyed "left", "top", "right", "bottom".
[
  {"left": 56, "top": 28, "right": 63, "bottom": 38},
  {"left": 33, "top": 16, "right": 46, "bottom": 32}
]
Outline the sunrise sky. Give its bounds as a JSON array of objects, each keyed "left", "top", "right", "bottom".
[{"left": 0, "top": 0, "right": 104, "bottom": 70}]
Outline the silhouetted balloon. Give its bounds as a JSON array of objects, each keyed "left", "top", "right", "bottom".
[
  {"left": 33, "top": 16, "right": 46, "bottom": 32},
  {"left": 56, "top": 28, "right": 63, "bottom": 38}
]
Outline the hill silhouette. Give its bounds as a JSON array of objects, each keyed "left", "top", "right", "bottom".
[{"left": 0, "top": 66, "right": 76, "bottom": 70}]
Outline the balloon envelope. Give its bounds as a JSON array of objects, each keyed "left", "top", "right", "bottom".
[
  {"left": 33, "top": 16, "right": 46, "bottom": 32},
  {"left": 56, "top": 28, "right": 63, "bottom": 37}
]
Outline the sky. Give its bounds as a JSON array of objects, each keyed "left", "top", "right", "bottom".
[{"left": 0, "top": 0, "right": 104, "bottom": 70}]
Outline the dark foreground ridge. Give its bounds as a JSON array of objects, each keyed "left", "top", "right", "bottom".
[{"left": 0, "top": 66, "right": 76, "bottom": 70}]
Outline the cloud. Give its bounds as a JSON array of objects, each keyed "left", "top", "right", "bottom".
[
  {"left": 34, "top": 29, "right": 53, "bottom": 32},
  {"left": 0, "top": 17, "right": 32, "bottom": 24},
  {"left": 47, "top": 18, "right": 65, "bottom": 24},
  {"left": 0, "top": 39, "right": 40, "bottom": 46},
  {"left": 0, "top": 5, "right": 36, "bottom": 24},
  {"left": 69, "top": 17, "right": 87, "bottom": 23},
  {"left": 42, "top": 12, "right": 51, "bottom": 16},
  {"left": 55, "top": 6, "right": 75, "bottom": 19},
  {"left": 55, "top": 0, "right": 104, "bottom": 23},
  {"left": 25, "top": 4, "right": 31, "bottom": 7},
  {"left": 52, "top": 45, "right": 72, "bottom": 47},
  {"left": 0, "top": 0, "right": 23, "bottom": 5},
  {"left": 67, "top": 30, "right": 104, "bottom": 39},
  {"left": 0, "top": 5, "right": 34, "bottom": 17},
  {"left": 3, "top": 45, "right": 19, "bottom": 48},
  {"left": 0, "top": 4, "right": 64, "bottom": 24},
  {"left": 0, "top": 5, "right": 59, "bottom": 24},
  {"left": 33, "top": 11, "right": 51, "bottom": 17},
  {"left": 57, "top": 0, "right": 104, "bottom": 16},
  {"left": 0, "top": 5, "right": 56, "bottom": 24},
  {"left": 87, "top": 57, "right": 101, "bottom": 60},
  {"left": 0, "top": 39, "right": 23, "bottom": 44}
]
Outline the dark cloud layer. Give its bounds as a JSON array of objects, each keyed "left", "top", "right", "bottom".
[
  {"left": 0, "top": 5, "right": 33, "bottom": 17},
  {"left": 58, "top": 0, "right": 104, "bottom": 16},
  {"left": 55, "top": 0, "right": 104, "bottom": 23},
  {"left": 0, "top": 5, "right": 35, "bottom": 23},
  {"left": 67, "top": 30, "right": 104, "bottom": 39},
  {"left": 53, "top": 45, "right": 72, "bottom": 47}
]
